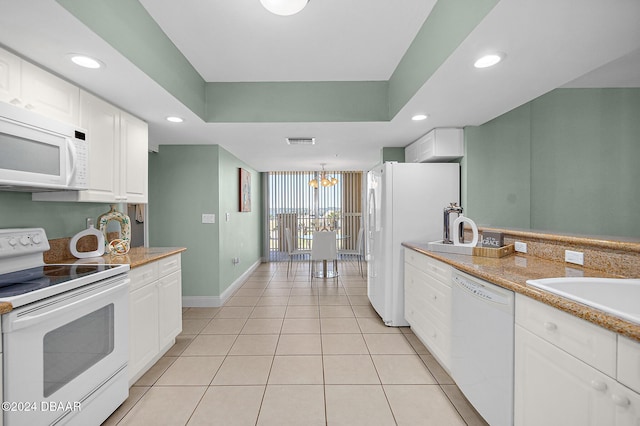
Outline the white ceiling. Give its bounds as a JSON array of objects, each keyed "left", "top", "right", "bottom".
[
  {"left": 140, "top": 0, "right": 437, "bottom": 82},
  {"left": 0, "top": 0, "right": 639, "bottom": 172}
]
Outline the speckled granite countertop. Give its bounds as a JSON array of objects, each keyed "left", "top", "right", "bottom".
[
  {"left": 55, "top": 247, "right": 186, "bottom": 268},
  {"left": 403, "top": 242, "right": 640, "bottom": 342},
  {"left": 0, "top": 301, "right": 12, "bottom": 315}
]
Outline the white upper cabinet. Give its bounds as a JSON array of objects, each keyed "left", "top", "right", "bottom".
[
  {"left": 119, "top": 110, "right": 148, "bottom": 203},
  {"left": 33, "top": 91, "right": 148, "bottom": 203},
  {"left": 0, "top": 48, "right": 20, "bottom": 104},
  {"left": 405, "top": 128, "right": 464, "bottom": 163},
  {"left": 0, "top": 47, "right": 79, "bottom": 125}
]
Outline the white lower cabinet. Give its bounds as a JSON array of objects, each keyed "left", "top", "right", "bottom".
[
  {"left": 515, "top": 294, "right": 640, "bottom": 426},
  {"left": 129, "top": 281, "right": 159, "bottom": 381},
  {"left": 158, "top": 271, "right": 182, "bottom": 350},
  {"left": 404, "top": 248, "right": 453, "bottom": 371},
  {"left": 128, "top": 254, "right": 182, "bottom": 385}
]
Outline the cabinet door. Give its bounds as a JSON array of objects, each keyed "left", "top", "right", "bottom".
[
  {"left": 129, "top": 284, "right": 159, "bottom": 383},
  {"left": 79, "top": 91, "right": 119, "bottom": 201},
  {"left": 21, "top": 61, "right": 79, "bottom": 125},
  {"left": 119, "top": 111, "right": 148, "bottom": 203},
  {"left": 0, "top": 48, "right": 20, "bottom": 104},
  {"left": 158, "top": 270, "right": 182, "bottom": 350},
  {"left": 515, "top": 325, "right": 614, "bottom": 426},
  {"left": 404, "top": 262, "right": 451, "bottom": 370}
]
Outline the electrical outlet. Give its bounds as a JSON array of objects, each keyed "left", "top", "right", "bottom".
[
  {"left": 232, "top": 257, "right": 240, "bottom": 265},
  {"left": 565, "top": 250, "right": 584, "bottom": 266},
  {"left": 514, "top": 241, "right": 527, "bottom": 253},
  {"left": 201, "top": 214, "right": 216, "bottom": 224}
]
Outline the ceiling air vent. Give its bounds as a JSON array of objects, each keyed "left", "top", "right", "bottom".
[{"left": 286, "top": 137, "right": 315, "bottom": 145}]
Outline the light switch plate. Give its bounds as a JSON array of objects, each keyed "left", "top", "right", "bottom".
[
  {"left": 226, "top": 213, "right": 231, "bottom": 222},
  {"left": 202, "top": 214, "right": 215, "bottom": 224}
]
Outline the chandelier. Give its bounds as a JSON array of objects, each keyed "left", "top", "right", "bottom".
[
  {"left": 309, "top": 164, "right": 338, "bottom": 188},
  {"left": 260, "top": 0, "right": 309, "bottom": 16}
]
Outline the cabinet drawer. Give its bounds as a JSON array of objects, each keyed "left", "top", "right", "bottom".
[
  {"left": 404, "top": 249, "right": 452, "bottom": 284},
  {"left": 158, "top": 254, "right": 181, "bottom": 277},
  {"left": 406, "top": 298, "right": 451, "bottom": 367},
  {"left": 618, "top": 336, "right": 640, "bottom": 394},
  {"left": 516, "top": 294, "right": 616, "bottom": 376},
  {"left": 129, "top": 261, "right": 159, "bottom": 292},
  {"left": 405, "top": 264, "right": 451, "bottom": 324}
]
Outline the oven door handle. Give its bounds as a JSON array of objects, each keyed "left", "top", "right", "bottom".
[{"left": 7, "top": 279, "right": 129, "bottom": 332}]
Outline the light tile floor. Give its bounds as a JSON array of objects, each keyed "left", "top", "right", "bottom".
[{"left": 104, "top": 261, "right": 488, "bottom": 426}]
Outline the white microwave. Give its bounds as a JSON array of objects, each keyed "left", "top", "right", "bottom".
[{"left": 0, "top": 102, "right": 88, "bottom": 192}]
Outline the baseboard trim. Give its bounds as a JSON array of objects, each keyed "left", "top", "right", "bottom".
[{"left": 182, "top": 259, "right": 262, "bottom": 307}]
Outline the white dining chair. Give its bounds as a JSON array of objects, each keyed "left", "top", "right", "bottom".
[
  {"left": 338, "top": 227, "right": 364, "bottom": 277},
  {"left": 310, "top": 231, "right": 338, "bottom": 281},
  {"left": 285, "top": 227, "right": 310, "bottom": 277}
]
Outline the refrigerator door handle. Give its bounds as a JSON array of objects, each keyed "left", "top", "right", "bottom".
[{"left": 366, "top": 188, "right": 376, "bottom": 259}]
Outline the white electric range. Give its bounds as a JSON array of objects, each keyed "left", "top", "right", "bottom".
[{"left": 0, "top": 228, "right": 130, "bottom": 426}]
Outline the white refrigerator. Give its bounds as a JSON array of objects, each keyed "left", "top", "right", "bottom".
[{"left": 366, "top": 162, "right": 460, "bottom": 326}]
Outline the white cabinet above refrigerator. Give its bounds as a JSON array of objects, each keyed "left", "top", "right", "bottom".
[{"left": 405, "top": 128, "right": 464, "bottom": 163}]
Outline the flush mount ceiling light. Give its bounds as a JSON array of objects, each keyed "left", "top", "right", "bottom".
[
  {"left": 166, "top": 116, "right": 184, "bottom": 123},
  {"left": 69, "top": 54, "right": 103, "bottom": 69},
  {"left": 412, "top": 114, "right": 428, "bottom": 121},
  {"left": 474, "top": 53, "right": 505, "bottom": 69},
  {"left": 260, "top": 0, "right": 309, "bottom": 16}
]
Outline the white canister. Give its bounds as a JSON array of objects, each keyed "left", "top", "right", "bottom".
[{"left": 452, "top": 214, "right": 479, "bottom": 247}]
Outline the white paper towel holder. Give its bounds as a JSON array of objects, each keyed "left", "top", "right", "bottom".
[{"left": 452, "top": 214, "right": 479, "bottom": 247}]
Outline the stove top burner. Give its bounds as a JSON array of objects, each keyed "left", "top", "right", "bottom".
[{"left": 0, "top": 264, "right": 122, "bottom": 299}]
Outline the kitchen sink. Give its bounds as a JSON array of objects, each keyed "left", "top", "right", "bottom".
[{"left": 526, "top": 277, "right": 640, "bottom": 324}]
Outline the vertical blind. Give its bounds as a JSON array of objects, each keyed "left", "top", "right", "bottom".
[{"left": 266, "top": 171, "right": 363, "bottom": 260}]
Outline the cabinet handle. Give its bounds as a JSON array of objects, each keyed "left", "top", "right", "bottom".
[
  {"left": 543, "top": 322, "right": 558, "bottom": 331},
  {"left": 612, "top": 394, "right": 631, "bottom": 407},
  {"left": 590, "top": 380, "right": 607, "bottom": 392},
  {"left": 10, "top": 98, "right": 21, "bottom": 105},
  {"left": 24, "top": 103, "right": 35, "bottom": 110}
]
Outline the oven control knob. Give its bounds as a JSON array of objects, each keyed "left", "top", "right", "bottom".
[
  {"left": 8, "top": 238, "right": 17, "bottom": 247},
  {"left": 32, "top": 234, "right": 43, "bottom": 244},
  {"left": 20, "top": 236, "right": 30, "bottom": 246}
]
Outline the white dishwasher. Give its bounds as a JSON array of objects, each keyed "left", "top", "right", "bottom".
[{"left": 451, "top": 270, "right": 515, "bottom": 426}]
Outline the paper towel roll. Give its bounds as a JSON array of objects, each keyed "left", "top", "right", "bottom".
[{"left": 452, "top": 215, "right": 479, "bottom": 247}]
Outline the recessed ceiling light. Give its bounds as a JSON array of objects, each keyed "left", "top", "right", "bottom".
[
  {"left": 166, "top": 116, "right": 184, "bottom": 123},
  {"left": 412, "top": 114, "right": 428, "bottom": 121},
  {"left": 474, "top": 53, "right": 505, "bottom": 69},
  {"left": 69, "top": 54, "right": 103, "bottom": 69}
]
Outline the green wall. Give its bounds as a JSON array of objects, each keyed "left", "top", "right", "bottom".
[
  {"left": 0, "top": 192, "right": 111, "bottom": 238},
  {"left": 464, "top": 88, "right": 640, "bottom": 237},
  {"left": 58, "top": 0, "right": 498, "bottom": 123},
  {"left": 148, "top": 145, "right": 261, "bottom": 301},
  {"left": 218, "top": 148, "right": 262, "bottom": 290}
]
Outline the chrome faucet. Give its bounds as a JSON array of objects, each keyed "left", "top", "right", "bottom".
[{"left": 443, "top": 202, "right": 463, "bottom": 244}]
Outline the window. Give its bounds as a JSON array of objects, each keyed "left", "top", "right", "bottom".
[{"left": 266, "top": 171, "right": 363, "bottom": 261}]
